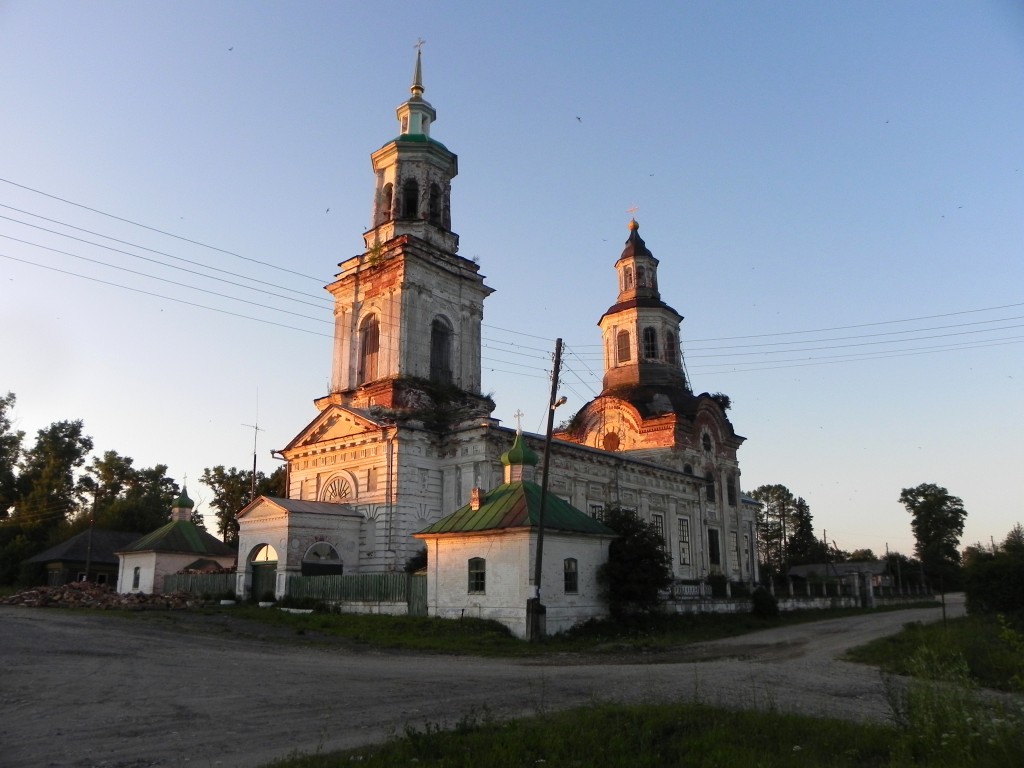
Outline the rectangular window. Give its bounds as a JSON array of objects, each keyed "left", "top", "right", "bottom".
[
  {"left": 132, "top": 566, "right": 140, "bottom": 589},
  {"left": 708, "top": 529, "right": 721, "bottom": 568},
  {"left": 651, "top": 513, "right": 665, "bottom": 541},
  {"left": 729, "top": 531, "right": 738, "bottom": 570},
  {"left": 563, "top": 558, "right": 578, "bottom": 593},
  {"left": 367, "top": 466, "right": 378, "bottom": 492},
  {"left": 589, "top": 504, "right": 605, "bottom": 522},
  {"left": 468, "top": 557, "right": 486, "bottom": 594},
  {"left": 678, "top": 517, "right": 691, "bottom": 566},
  {"left": 727, "top": 475, "right": 737, "bottom": 507},
  {"left": 616, "top": 330, "right": 631, "bottom": 363}
]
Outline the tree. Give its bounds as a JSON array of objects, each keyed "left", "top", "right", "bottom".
[
  {"left": 899, "top": 483, "right": 966, "bottom": 590},
  {"left": 786, "top": 497, "right": 828, "bottom": 566},
  {"left": 963, "top": 523, "right": 1024, "bottom": 614},
  {"left": 0, "top": 392, "right": 24, "bottom": 518},
  {"left": 596, "top": 505, "right": 673, "bottom": 618},
  {"left": 751, "top": 484, "right": 798, "bottom": 576},
  {"left": 848, "top": 548, "right": 878, "bottom": 562},
  {"left": 14, "top": 420, "right": 93, "bottom": 536},
  {"left": 70, "top": 453, "right": 181, "bottom": 535},
  {"left": 201, "top": 465, "right": 286, "bottom": 545}
]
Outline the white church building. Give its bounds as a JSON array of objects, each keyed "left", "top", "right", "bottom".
[{"left": 235, "top": 52, "right": 758, "bottom": 603}]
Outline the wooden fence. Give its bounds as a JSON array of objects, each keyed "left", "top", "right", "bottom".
[
  {"left": 287, "top": 572, "right": 427, "bottom": 616},
  {"left": 164, "top": 572, "right": 235, "bottom": 597}
]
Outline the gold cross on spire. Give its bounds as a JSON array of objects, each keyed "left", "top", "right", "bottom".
[
  {"left": 626, "top": 205, "right": 639, "bottom": 216},
  {"left": 414, "top": 37, "right": 426, "bottom": 52}
]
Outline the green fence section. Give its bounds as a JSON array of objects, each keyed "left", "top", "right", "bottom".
[
  {"left": 164, "top": 572, "right": 235, "bottom": 596},
  {"left": 287, "top": 572, "right": 419, "bottom": 605}
]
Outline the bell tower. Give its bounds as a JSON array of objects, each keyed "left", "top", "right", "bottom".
[
  {"left": 598, "top": 219, "right": 687, "bottom": 391},
  {"left": 322, "top": 50, "right": 493, "bottom": 415}
]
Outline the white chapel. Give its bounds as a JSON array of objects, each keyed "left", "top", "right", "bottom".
[{"left": 235, "top": 52, "right": 759, "bottom": 600}]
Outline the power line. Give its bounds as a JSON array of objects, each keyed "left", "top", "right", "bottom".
[
  {"left": 0, "top": 253, "right": 334, "bottom": 338},
  {"left": 0, "top": 177, "right": 327, "bottom": 283}
]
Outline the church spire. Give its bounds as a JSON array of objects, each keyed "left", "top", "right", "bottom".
[
  {"left": 397, "top": 45, "right": 435, "bottom": 137},
  {"left": 410, "top": 46, "right": 424, "bottom": 100}
]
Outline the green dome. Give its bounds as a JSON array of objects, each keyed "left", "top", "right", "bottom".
[
  {"left": 173, "top": 486, "right": 195, "bottom": 509},
  {"left": 501, "top": 432, "right": 538, "bottom": 467}
]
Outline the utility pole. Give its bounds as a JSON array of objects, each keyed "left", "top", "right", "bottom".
[
  {"left": 242, "top": 421, "right": 265, "bottom": 502},
  {"left": 528, "top": 338, "right": 564, "bottom": 642}
]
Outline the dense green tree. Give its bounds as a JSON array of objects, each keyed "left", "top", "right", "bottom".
[
  {"left": 14, "top": 420, "right": 93, "bottom": 535},
  {"left": 963, "top": 523, "right": 1024, "bottom": 614},
  {"left": 786, "top": 497, "right": 828, "bottom": 566},
  {"left": 751, "top": 484, "right": 798, "bottom": 576},
  {"left": 0, "top": 392, "right": 23, "bottom": 517},
  {"left": 596, "top": 505, "right": 673, "bottom": 617},
  {"left": 69, "top": 453, "right": 181, "bottom": 535},
  {"left": 847, "top": 548, "right": 878, "bottom": 562},
  {"left": 201, "top": 465, "right": 285, "bottom": 545},
  {"left": 899, "top": 483, "right": 966, "bottom": 589}
]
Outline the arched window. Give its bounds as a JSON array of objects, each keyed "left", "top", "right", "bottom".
[
  {"left": 301, "top": 542, "right": 343, "bottom": 576},
  {"left": 683, "top": 463, "right": 693, "bottom": 475},
  {"left": 358, "top": 314, "right": 380, "bottom": 385},
  {"left": 563, "top": 558, "right": 578, "bottom": 593},
  {"left": 642, "top": 327, "right": 658, "bottom": 359},
  {"left": 664, "top": 331, "right": 677, "bottom": 364},
  {"left": 616, "top": 330, "right": 631, "bottom": 364},
  {"left": 624, "top": 266, "right": 634, "bottom": 290},
  {"left": 401, "top": 178, "right": 419, "bottom": 219},
  {"left": 468, "top": 557, "right": 486, "bottom": 593},
  {"left": 636, "top": 266, "right": 648, "bottom": 287},
  {"left": 430, "top": 317, "right": 453, "bottom": 384},
  {"left": 702, "top": 433, "right": 712, "bottom": 452},
  {"left": 704, "top": 471, "right": 716, "bottom": 503},
  {"left": 378, "top": 183, "right": 393, "bottom": 225},
  {"left": 428, "top": 183, "right": 442, "bottom": 225}
]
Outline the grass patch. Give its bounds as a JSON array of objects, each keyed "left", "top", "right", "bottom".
[
  {"left": 846, "top": 613, "right": 1024, "bottom": 692},
  {"left": 263, "top": 697, "right": 1024, "bottom": 767},
  {"left": 198, "top": 602, "right": 938, "bottom": 657}
]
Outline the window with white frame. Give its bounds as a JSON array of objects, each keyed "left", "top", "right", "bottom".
[{"left": 563, "top": 558, "right": 578, "bottom": 593}]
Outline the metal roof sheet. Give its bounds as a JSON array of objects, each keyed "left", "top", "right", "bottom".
[{"left": 418, "top": 481, "right": 615, "bottom": 537}]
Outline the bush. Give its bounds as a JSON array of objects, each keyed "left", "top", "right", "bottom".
[
  {"left": 596, "top": 506, "right": 673, "bottom": 617},
  {"left": 751, "top": 586, "right": 779, "bottom": 618}
]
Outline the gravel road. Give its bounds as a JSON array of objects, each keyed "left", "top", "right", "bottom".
[{"left": 0, "top": 596, "right": 963, "bottom": 768}]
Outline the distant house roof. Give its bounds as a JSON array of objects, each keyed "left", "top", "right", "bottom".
[
  {"left": 417, "top": 481, "right": 616, "bottom": 537},
  {"left": 117, "top": 521, "right": 235, "bottom": 557},
  {"left": 27, "top": 529, "right": 144, "bottom": 567},
  {"left": 788, "top": 561, "right": 889, "bottom": 579}
]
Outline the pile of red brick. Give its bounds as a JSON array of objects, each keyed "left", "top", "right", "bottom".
[{"left": 1, "top": 581, "right": 198, "bottom": 610}]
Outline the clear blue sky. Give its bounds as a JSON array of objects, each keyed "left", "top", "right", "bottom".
[{"left": 1, "top": 1, "right": 1021, "bottom": 557}]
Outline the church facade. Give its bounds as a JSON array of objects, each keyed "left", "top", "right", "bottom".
[{"left": 235, "top": 53, "right": 759, "bottom": 600}]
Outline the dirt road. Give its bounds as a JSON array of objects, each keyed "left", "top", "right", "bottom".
[{"left": 0, "top": 597, "right": 963, "bottom": 768}]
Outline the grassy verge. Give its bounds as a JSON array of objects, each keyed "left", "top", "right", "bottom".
[
  {"left": 199, "top": 601, "right": 938, "bottom": 657},
  {"left": 264, "top": 698, "right": 1023, "bottom": 768},
  {"left": 845, "top": 613, "right": 1024, "bottom": 691}
]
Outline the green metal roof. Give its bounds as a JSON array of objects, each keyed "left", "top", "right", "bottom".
[
  {"left": 120, "top": 521, "right": 235, "bottom": 557},
  {"left": 418, "top": 481, "right": 615, "bottom": 537},
  {"left": 380, "top": 134, "right": 452, "bottom": 152}
]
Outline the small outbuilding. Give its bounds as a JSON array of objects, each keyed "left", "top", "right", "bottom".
[
  {"left": 26, "top": 529, "right": 143, "bottom": 587},
  {"left": 116, "top": 487, "right": 235, "bottom": 594},
  {"left": 415, "top": 432, "right": 616, "bottom": 638}
]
